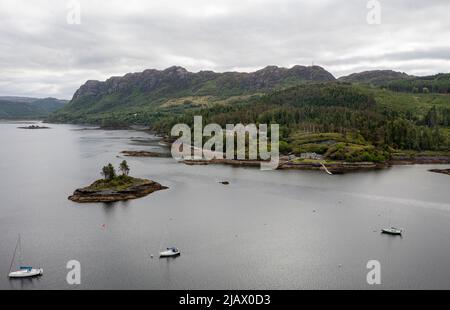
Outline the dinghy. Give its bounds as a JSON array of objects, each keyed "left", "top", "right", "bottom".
[
  {"left": 159, "top": 247, "right": 180, "bottom": 258},
  {"left": 8, "top": 235, "right": 43, "bottom": 278},
  {"left": 381, "top": 227, "right": 403, "bottom": 235}
]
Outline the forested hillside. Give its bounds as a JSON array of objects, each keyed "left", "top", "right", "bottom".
[
  {"left": 0, "top": 97, "right": 68, "bottom": 119},
  {"left": 47, "top": 66, "right": 450, "bottom": 161},
  {"left": 151, "top": 83, "right": 450, "bottom": 161}
]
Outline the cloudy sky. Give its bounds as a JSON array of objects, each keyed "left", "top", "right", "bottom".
[{"left": 1, "top": 0, "right": 450, "bottom": 99}]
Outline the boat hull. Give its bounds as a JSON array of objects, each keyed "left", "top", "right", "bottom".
[
  {"left": 381, "top": 229, "right": 402, "bottom": 235},
  {"left": 8, "top": 268, "right": 43, "bottom": 278},
  {"left": 159, "top": 251, "right": 181, "bottom": 258}
]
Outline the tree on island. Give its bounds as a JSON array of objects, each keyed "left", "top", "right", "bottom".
[
  {"left": 101, "top": 163, "right": 116, "bottom": 180},
  {"left": 119, "top": 160, "right": 130, "bottom": 176}
]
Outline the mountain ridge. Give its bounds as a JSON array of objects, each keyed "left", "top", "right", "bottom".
[
  {"left": 72, "top": 65, "right": 336, "bottom": 100},
  {"left": 0, "top": 96, "right": 68, "bottom": 119}
]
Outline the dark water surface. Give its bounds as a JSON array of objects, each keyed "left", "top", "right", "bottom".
[{"left": 1, "top": 121, "right": 449, "bottom": 289}]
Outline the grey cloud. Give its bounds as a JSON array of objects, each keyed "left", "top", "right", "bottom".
[{"left": 0, "top": 0, "right": 450, "bottom": 99}]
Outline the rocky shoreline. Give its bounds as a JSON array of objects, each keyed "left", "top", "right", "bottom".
[
  {"left": 121, "top": 150, "right": 170, "bottom": 158},
  {"left": 68, "top": 178, "right": 168, "bottom": 203},
  {"left": 389, "top": 156, "right": 450, "bottom": 165},
  {"left": 181, "top": 158, "right": 386, "bottom": 173},
  {"left": 18, "top": 125, "right": 50, "bottom": 129},
  {"left": 429, "top": 168, "right": 450, "bottom": 176},
  {"left": 122, "top": 143, "right": 450, "bottom": 173},
  {"left": 278, "top": 161, "right": 386, "bottom": 173}
]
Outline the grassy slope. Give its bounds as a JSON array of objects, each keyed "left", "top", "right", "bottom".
[{"left": 86, "top": 175, "right": 147, "bottom": 191}]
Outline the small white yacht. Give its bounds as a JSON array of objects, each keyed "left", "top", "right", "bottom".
[
  {"left": 9, "top": 267, "right": 43, "bottom": 278},
  {"left": 381, "top": 227, "right": 403, "bottom": 235},
  {"left": 8, "top": 235, "right": 43, "bottom": 278},
  {"left": 159, "top": 247, "right": 180, "bottom": 258}
]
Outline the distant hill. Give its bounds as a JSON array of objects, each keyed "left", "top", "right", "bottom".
[
  {"left": 338, "top": 70, "right": 412, "bottom": 85},
  {"left": 339, "top": 70, "right": 450, "bottom": 93},
  {"left": 48, "top": 65, "right": 335, "bottom": 124},
  {"left": 0, "top": 97, "right": 68, "bottom": 119},
  {"left": 381, "top": 73, "right": 450, "bottom": 93}
]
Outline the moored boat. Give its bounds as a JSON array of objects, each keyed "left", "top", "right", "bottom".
[
  {"left": 9, "top": 267, "right": 43, "bottom": 278},
  {"left": 381, "top": 227, "right": 403, "bottom": 235},
  {"left": 159, "top": 247, "right": 180, "bottom": 257},
  {"left": 8, "top": 235, "right": 43, "bottom": 278}
]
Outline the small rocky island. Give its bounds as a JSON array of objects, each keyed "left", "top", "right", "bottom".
[
  {"left": 18, "top": 124, "right": 50, "bottom": 129},
  {"left": 68, "top": 161, "right": 167, "bottom": 203}
]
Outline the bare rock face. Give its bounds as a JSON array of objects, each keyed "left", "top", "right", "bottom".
[
  {"left": 70, "top": 65, "right": 335, "bottom": 100},
  {"left": 68, "top": 179, "right": 168, "bottom": 203}
]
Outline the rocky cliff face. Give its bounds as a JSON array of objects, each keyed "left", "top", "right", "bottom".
[{"left": 72, "top": 65, "right": 335, "bottom": 100}]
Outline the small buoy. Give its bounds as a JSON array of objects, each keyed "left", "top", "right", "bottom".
[
  {"left": 101, "top": 224, "right": 106, "bottom": 228},
  {"left": 338, "top": 264, "right": 342, "bottom": 268},
  {"left": 313, "top": 210, "right": 316, "bottom": 213},
  {"left": 150, "top": 254, "right": 154, "bottom": 258}
]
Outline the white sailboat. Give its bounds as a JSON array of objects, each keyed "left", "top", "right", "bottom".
[
  {"left": 157, "top": 219, "right": 181, "bottom": 258},
  {"left": 381, "top": 209, "right": 403, "bottom": 236},
  {"left": 159, "top": 247, "right": 181, "bottom": 258},
  {"left": 8, "top": 235, "right": 43, "bottom": 278},
  {"left": 381, "top": 227, "right": 403, "bottom": 235}
]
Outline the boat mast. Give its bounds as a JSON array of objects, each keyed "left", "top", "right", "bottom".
[{"left": 8, "top": 234, "right": 20, "bottom": 274}]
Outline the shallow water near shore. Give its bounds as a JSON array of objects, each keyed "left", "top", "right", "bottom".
[{"left": 1, "top": 121, "right": 450, "bottom": 289}]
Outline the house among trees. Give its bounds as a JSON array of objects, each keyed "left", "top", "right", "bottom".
[{"left": 300, "top": 152, "right": 324, "bottom": 160}]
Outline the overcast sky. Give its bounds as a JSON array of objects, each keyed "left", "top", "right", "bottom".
[{"left": 1, "top": 0, "right": 450, "bottom": 99}]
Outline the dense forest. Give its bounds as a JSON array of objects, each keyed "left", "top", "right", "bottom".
[
  {"left": 382, "top": 74, "right": 450, "bottom": 94},
  {"left": 149, "top": 84, "right": 449, "bottom": 162}
]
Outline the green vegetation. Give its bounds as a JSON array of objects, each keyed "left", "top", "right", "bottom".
[
  {"left": 153, "top": 83, "right": 448, "bottom": 161},
  {"left": 47, "top": 68, "right": 450, "bottom": 163},
  {"left": 90, "top": 160, "right": 143, "bottom": 191},
  {"left": 119, "top": 160, "right": 130, "bottom": 176},
  {"left": 88, "top": 175, "right": 147, "bottom": 191},
  {"left": 0, "top": 97, "right": 67, "bottom": 119},
  {"left": 101, "top": 163, "right": 117, "bottom": 180},
  {"left": 382, "top": 73, "right": 450, "bottom": 94}
]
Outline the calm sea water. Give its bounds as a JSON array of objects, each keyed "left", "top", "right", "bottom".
[{"left": 0, "top": 121, "right": 449, "bottom": 290}]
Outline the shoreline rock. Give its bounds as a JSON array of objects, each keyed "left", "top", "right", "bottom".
[
  {"left": 121, "top": 150, "right": 170, "bottom": 158},
  {"left": 181, "top": 155, "right": 450, "bottom": 173},
  {"left": 429, "top": 168, "right": 450, "bottom": 176},
  {"left": 389, "top": 156, "right": 450, "bottom": 165},
  {"left": 181, "top": 158, "right": 386, "bottom": 173},
  {"left": 68, "top": 178, "right": 168, "bottom": 203},
  {"left": 18, "top": 125, "right": 50, "bottom": 129}
]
